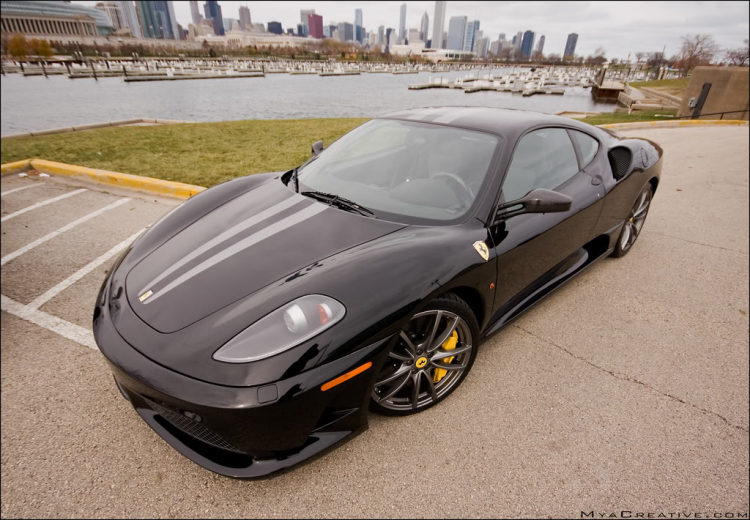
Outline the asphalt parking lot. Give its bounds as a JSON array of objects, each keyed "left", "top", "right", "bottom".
[{"left": 1, "top": 126, "right": 748, "bottom": 518}]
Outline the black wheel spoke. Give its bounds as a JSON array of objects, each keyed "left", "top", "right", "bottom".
[
  {"left": 424, "top": 372, "right": 438, "bottom": 402},
  {"left": 398, "top": 331, "right": 418, "bottom": 358},
  {"left": 432, "top": 361, "right": 467, "bottom": 371},
  {"left": 374, "top": 365, "right": 411, "bottom": 387},
  {"left": 431, "top": 344, "right": 472, "bottom": 361},
  {"left": 411, "top": 373, "right": 421, "bottom": 409},
  {"left": 428, "top": 315, "right": 459, "bottom": 353},
  {"left": 376, "top": 370, "right": 411, "bottom": 403}
]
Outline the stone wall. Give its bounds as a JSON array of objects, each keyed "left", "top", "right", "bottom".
[{"left": 677, "top": 66, "right": 749, "bottom": 120}]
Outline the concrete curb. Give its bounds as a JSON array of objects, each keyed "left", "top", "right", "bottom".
[
  {"left": 598, "top": 119, "right": 749, "bottom": 130},
  {"left": 1, "top": 118, "right": 195, "bottom": 141},
  {"left": 22, "top": 159, "right": 205, "bottom": 199},
  {"left": 0, "top": 159, "right": 32, "bottom": 175}
]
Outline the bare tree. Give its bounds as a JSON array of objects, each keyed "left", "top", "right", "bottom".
[
  {"left": 635, "top": 51, "right": 646, "bottom": 63},
  {"left": 724, "top": 39, "right": 749, "bottom": 66},
  {"left": 675, "top": 34, "right": 720, "bottom": 76}
]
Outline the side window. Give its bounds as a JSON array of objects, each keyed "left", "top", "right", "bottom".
[
  {"left": 501, "top": 128, "right": 580, "bottom": 202},
  {"left": 570, "top": 130, "right": 600, "bottom": 168}
]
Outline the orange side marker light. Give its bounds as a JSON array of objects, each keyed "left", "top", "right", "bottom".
[{"left": 321, "top": 362, "right": 372, "bottom": 392}]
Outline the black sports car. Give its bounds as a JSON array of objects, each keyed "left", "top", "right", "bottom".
[{"left": 94, "top": 107, "right": 663, "bottom": 478}]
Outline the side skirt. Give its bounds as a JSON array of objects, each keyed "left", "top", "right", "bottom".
[{"left": 482, "top": 242, "right": 615, "bottom": 339}]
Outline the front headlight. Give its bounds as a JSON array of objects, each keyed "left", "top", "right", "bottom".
[{"left": 212, "top": 295, "right": 346, "bottom": 363}]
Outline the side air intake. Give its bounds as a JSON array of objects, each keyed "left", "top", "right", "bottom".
[{"left": 608, "top": 147, "right": 632, "bottom": 181}]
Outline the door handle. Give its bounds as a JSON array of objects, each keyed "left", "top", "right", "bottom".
[{"left": 591, "top": 174, "right": 603, "bottom": 186}]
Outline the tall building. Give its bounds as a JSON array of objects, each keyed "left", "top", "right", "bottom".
[
  {"left": 475, "top": 36, "right": 489, "bottom": 58},
  {"left": 520, "top": 30, "right": 535, "bottom": 58},
  {"left": 166, "top": 1, "right": 179, "bottom": 39},
  {"left": 297, "top": 23, "right": 307, "bottom": 36},
  {"left": 117, "top": 0, "right": 142, "bottom": 37},
  {"left": 408, "top": 28, "right": 421, "bottom": 43},
  {"left": 299, "top": 9, "right": 314, "bottom": 35},
  {"left": 463, "top": 19, "right": 479, "bottom": 52},
  {"left": 189, "top": 0, "right": 202, "bottom": 26},
  {"left": 135, "top": 1, "right": 161, "bottom": 38},
  {"left": 267, "top": 21, "right": 282, "bottom": 34},
  {"left": 378, "top": 25, "right": 384, "bottom": 45},
  {"left": 337, "top": 21, "right": 353, "bottom": 41},
  {"left": 535, "top": 35, "right": 545, "bottom": 54},
  {"left": 354, "top": 8, "right": 363, "bottom": 43},
  {"left": 419, "top": 12, "right": 429, "bottom": 42},
  {"left": 326, "top": 24, "right": 336, "bottom": 38},
  {"left": 203, "top": 0, "right": 223, "bottom": 36},
  {"left": 498, "top": 32, "right": 505, "bottom": 41},
  {"left": 308, "top": 13, "right": 323, "bottom": 39},
  {"left": 564, "top": 33, "right": 578, "bottom": 58},
  {"left": 222, "top": 18, "right": 237, "bottom": 32},
  {"left": 431, "top": 0, "right": 446, "bottom": 49},
  {"left": 446, "top": 16, "right": 466, "bottom": 50},
  {"left": 96, "top": 2, "right": 124, "bottom": 31},
  {"left": 385, "top": 27, "right": 395, "bottom": 48},
  {"left": 515, "top": 31, "right": 523, "bottom": 50},
  {"left": 398, "top": 3, "right": 406, "bottom": 42},
  {"left": 238, "top": 5, "right": 251, "bottom": 30}
]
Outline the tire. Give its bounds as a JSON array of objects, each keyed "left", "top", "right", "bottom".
[
  {"left": 369, "top": 293, "right": 479, "bottom": 416},
  {"left": 612, "top": 184, "right": 653, "bottom": 258}
]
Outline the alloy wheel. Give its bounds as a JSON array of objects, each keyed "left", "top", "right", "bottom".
[
  {"left": 620, "top": 187, "right": 652, "bottom": 252},
  {"left": 371, "top": 310, "right": 473, "bottom": 412}
]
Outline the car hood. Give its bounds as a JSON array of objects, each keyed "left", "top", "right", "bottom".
[{"left": 126, "top": 179, "right": 404, "bottom": 333}]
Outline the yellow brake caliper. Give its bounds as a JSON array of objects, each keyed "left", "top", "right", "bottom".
[{"left": 433, "top": 330, "right": 458, "bottom": 383}]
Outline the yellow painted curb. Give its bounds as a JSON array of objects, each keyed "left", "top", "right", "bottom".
[
  {"left": 599, "top": 119, "right": 749, "bottom": 130},
  {"left": 0, "top": 159, "right": 32, "bottom": 176},
  {"left": 28, "top": 159, "right": 206, "bottom": 199}
]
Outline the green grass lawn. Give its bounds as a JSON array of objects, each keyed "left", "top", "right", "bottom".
[
  {"left": 1, "top": 118, "right": 368, "bottom": 187},
  {"left": 1, "top": 112, "right": 674, "bottom": 187},
  {"left": 629, "top": 78, "right": 690, "bottom": 98},
  {"left": 580, "top": 109, "right": 677, "bottom": 126}
]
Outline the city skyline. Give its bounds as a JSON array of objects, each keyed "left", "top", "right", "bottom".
[{"left": 72, "top": 1, "right": 750, "bottom": 60}]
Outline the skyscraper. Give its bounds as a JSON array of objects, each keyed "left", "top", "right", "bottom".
[
  {"left": 117, "top": 0, "right": 142, "bottom": 38},
  {"left": 166, "top": 1, "right": 179, "bottom": 39},
  {"left": 308, "top": 13, "right": 323, "bottom": 39},
  {"left": 498, "top": 32, "right": 505, "bottom": 41},
  {"left": 520, "top": 30, "right": 535, "bottom": 58},
  {"left": 354, "top": 8, "right": 363, "bottom": 43},
  {"left": 189, "top": 0, "right": 202, "bottom": 26},
  {"left": 446, "top": 16, "right": 466, "bottom": 50},
  {"left": 238, "top": 5, "right": 251, "bottom": 30},
  {"left": 203, "top": 0, "right": 224, "bottom": 36},
  {"left": 378, "top": 25, "right": 384, "bottom": 45},
  {"left": 515, "top": 31, "right": 523, "bottom": 50},
  {"left": 299, "top": 9, "right": 314, "bottom": 35},
  {"left": 267, "top": 21, "right": 282, "bottom": 34},
  {"left": 463, "top": 20, "right": 479, "bottom": 52},
  {"left": 398, "top": 4, "right": 406, "bottom": 43},
  {"left": 420, "top": 12, "right": 429, "bottom": 43},
  {"left": 431, "top": 0, "right": 446, "bottom": 49},
  {"left": 385, "top": 27, "right": 395, "bottom": 48},
  {"left": 338, "top": 22, "right": 353, "bottom": 41},
  {"left": 135, "top": 1, "right": 161, "bottom": 38},
  {"left": 564, "top": 33, "right": 578, "bottom": 58},
  {"left": 536, "top": 35, "right": 545, "bottom": 54}
]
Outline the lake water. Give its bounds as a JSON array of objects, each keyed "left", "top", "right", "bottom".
[{"left": 0, "top": 68, "right": 616, "bottom": 135}]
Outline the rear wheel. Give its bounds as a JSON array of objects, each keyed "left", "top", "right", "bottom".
[
  {"left": 612, "top": 184, "right": 653, "bottom": 258},
  {"left": 370, "top": 293, "right": 479, "bottom": 416}
]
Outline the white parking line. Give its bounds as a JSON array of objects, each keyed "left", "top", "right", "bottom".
[
  {"left": 1, "top": 198, "right": 131, "bottom": 266},
  {"left": 28, "top": 229, "right": 145, "bottom": 310},
  {"left": 1, "top": 294, "right": 97, "bottom": 350},
  {"left": 1, "top": 184, "right": 40, "bottom": 197},
  {"left": 0, "top": 188, "right": 87, "bottom": 223}
]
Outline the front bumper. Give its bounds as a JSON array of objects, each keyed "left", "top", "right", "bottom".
[{"left": 94, "top": 289, "right": 392, "bottom": 479}]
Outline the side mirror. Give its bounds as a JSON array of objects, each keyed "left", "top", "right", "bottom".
[
  {"left": 494, "top": 189, "right": 572, "bottom": 223},
  {"left": 311, "top": 140, "right": 324, "bottom": 156}
]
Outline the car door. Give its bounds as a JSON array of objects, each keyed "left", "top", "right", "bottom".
[{"left": 489, "top": 127, "right": 606, "bottom": 318}]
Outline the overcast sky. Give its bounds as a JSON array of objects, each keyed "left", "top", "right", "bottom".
[{"left": 80, "top": 1, "right": 749, "bottom": 60}]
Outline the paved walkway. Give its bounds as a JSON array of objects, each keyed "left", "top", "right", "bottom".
[{"left": 1, "top": 126, "right": 748, "bottom": 518}]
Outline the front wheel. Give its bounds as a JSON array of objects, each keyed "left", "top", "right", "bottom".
[
  {"left": 370, "top": 293, "right": 479, "bottom": 416},
  {"left": 612, "top": 184, "right": 653, "bottom": 258}
]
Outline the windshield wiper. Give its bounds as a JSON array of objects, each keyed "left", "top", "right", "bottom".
[{"left": 300, "top": 191, "right": 376, "bottom": 217}]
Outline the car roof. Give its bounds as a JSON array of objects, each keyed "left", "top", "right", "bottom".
[{"left": 378, "top": 106, "right": 606, "bottom": 141}]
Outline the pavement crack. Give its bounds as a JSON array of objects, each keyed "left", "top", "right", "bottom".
[
  {"left": 645, "top": 230, "right": 748, "bottom": 255},
  {"left": 513, "top": 324, "right": 749, "bottom": 433}
]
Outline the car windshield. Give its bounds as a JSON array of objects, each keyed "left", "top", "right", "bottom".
[{"left": 297, "top": 119, "right": 500, "bottom": 223}]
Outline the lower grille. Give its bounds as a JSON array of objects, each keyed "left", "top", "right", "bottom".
[{"left": 143, "top": 397, "right": 241, "bottom": 453}]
